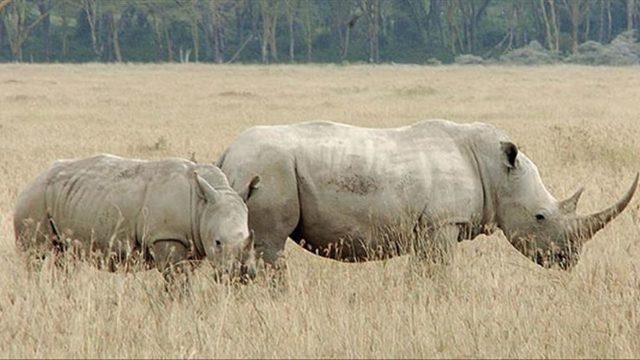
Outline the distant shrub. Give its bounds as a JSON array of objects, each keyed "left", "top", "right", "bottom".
[
  {"left": 425, "top": 57, "right": 442, "bottom": 66},
  {"left": 566, "top": 31, "right": 640, "bottom": 65},
  {"left": 153, "top": 136, "right": 169, "bottom": 151},
  {"left": 499, "top": 41, "right": 560, "bottom": 65},
  {"left": 394, "top": 85, "right": 437, "bottom": 97},
  {"left": 454, "top": 54, "right": 485, "bottom": 65}
]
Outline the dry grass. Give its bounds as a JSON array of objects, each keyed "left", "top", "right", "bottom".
[{"left": 1, "top": 64, "right": 640, "bottom": 358}]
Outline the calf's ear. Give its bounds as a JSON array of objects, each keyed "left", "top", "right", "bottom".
[
  {"left": 500, "top": 141, "right": 519, "bottom": 170},
  {"left": 241, "top": 175, "right": 261, "bottom": 202},
  {"left": 194, "top": 171, "right": 219, "bottom": 203}
]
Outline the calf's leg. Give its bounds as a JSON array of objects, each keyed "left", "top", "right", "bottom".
[{"left": 152, "top": 240, "right": 191, "bottom": 294}]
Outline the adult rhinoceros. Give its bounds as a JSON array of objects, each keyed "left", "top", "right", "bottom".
[
  {"left": 14, "top": 154, "right": 259, "bottom": 285},
  {"left": 217, "top": 120, "right": 637, "bottom": 272}
]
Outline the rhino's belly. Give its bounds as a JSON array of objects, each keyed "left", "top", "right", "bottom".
[
  {"left": 294, "top": 190, "right": 419, "bottom": 261},
  {"left": 293, "top": 179, "right": 479, "bottom": 261},
  {"left": 293, "top": 216, "right": 418, "bottom": 261},
  {"left": 52, "top": 207, "right": 140, "bottom": 259},
  {"left": 48, "top": 183, "right": 145, "bottom": 260}
]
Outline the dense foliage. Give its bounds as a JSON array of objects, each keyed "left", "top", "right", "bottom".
[{"left": 1, "top": 0, "right": 639, "bottom": 64}]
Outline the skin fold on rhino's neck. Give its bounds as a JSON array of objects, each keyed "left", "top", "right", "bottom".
[
  {"left": 465, "top": 138, "right": 501, "bottom": 240},
  {"left": 191, "top": 183, "right": 206, "bottom": 259}
]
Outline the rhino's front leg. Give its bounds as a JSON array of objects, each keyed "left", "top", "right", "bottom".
[
  {"left": 152, "top": 240, "right": 191, "bottom": 294},
  {"left": 430, "top": 224, "right": 459, "bottom": 265},
  {"left": 410, "top": 224, "right": 459, "bottom": 276}
]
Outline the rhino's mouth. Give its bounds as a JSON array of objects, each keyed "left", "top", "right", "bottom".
[{"left": 534, "top": 249, "right": 574, "bottom": 270}]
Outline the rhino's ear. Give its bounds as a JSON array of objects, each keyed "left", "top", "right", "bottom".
[
  {"left": 240, "top": 175, "right": 261, "bottom": 202},
  {"left": 195, "top": 171, "right": 219, "bottom": 203},
  {"left": 500, "top": 141, "right": 518, "bottom": 170}
]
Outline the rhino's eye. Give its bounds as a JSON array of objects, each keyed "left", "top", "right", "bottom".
[
  {"left": 535, "top": 213, "right": 546, "bottom": 221},
  {"left": 215, "top": 240, "right": 222, "bottom": 247}
]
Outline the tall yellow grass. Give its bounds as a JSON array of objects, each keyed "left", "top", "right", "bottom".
[{"left": 1, "top": 64, "right": 640, "bottom": 358}]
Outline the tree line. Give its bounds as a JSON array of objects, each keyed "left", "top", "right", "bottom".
[{"left": 0, "top": 0, "right": 639, "bottom": 64}]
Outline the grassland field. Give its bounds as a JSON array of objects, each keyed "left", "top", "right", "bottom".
[{"left": 1, "top": 64, "right": 640, "bottom": 358}]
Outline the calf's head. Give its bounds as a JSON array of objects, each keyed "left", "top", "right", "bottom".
[
  {"left": 495, "top": 142, "right": 637, "bottom": 270},
  {"left": 195, "top": 172, "right": 258, "bottom": 282}
]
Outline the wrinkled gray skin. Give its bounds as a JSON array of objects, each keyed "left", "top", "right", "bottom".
[
  {"left": 218, "top": 120, "right": 637, "bottom": 271},
  {"left": 14, "top": 154, "right": 257, "bottom": 284}
]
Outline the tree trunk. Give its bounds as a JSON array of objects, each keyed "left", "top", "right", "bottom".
[
  {"left": 540, "top": 0, "right": 553, "bottom": 49},
  {"left": 607, "top": 0, "right": 612, "bottom": 41},
  {"left": 268, "top": 4, "right": 278, "bottom": 61},
  {"left": 583, "top": 1, "right": 590, "bottom": 41},
  {"left": 288, "top": 17, "right": 294, "bottom": 62},
  {"left": 190, "top": 0, "right": 199, "bottom": 62},
  {"left": 0, "top": 14, "right": 5, "bottom": 58},
  {"left": 569, "top": 1, "right": 579, "bottom": 54},
  {"left": 102, "top": 12, "right": 111, "bottom": 61},
  {"left": 149, "top": 10, "right": 164, "bottom": 62},
  {"left": 628, "top": 0, "right": 635, "bottom": 31},
  {"left": 260, "top": 1, "right": 270, "bottom": 63},
  {"left": 445, "top": 1, "right": 459, "bottom": 54},
  {"left": 565, "top": 0, "right": 587, "bottom": 54},
  {"left": 598, "top": 0, "right": 605, "bottom": 42},
  {"left": 112, "top": 14, "right": 122, "bottom": 62},
  {"left": 407, "top": 0, "right": 429, "bottom": 51},
  {"left": 61, "top": 9, "right": 68, "bottom": 59},
  {"left": 83, "top": 0, "right": 101, "bottom": 60},
  {"left": 37, "top": 0, "right": 51, "bottom": 61},
  {"left": 286, "top": 1, "right": 295, "bottom": 62},
  {"left": 363, "top": 0, "right": 380, "bottom": 63},
  {"left": 372, "top": 0, "right": 380, "bottom": 62},
  {"left": 212, "top": 0, "right": 223, "bottom": 63},
  {"left": 4, "top": 0, "right": 52, "bottom": 62},
  {"left": 193, "top": 30, "right": 199, "bottom": 62},
  {"left": 302, "top": 0, "right": 312, "bottom": 61},
  {"left": 507, "top": 2, "right": 517, "bottom": 49},
  {"left": 164, "top": 25, "right": 174, "bottom": 62},
  {"left": 234, "top": 0, "right": 245, "bottom": 46},
  {"left": 261, "top": 31, "right": 268, "bottom": 63},
  {"left": 11, "top": 42, "right": 22, "bottom": 62},
  {"left": 458, "top": 0, "right": 472, "bottom": 53},
  {"left": 548, "top": 0, "right": 559, "bottom": 51},
  {"left": 429, "top": 0, "right": 444, "bottom": 48},
  {"left": 530, "top": 0, "right": 545, "bottom": 44},
  {"left": 342, "top": 26, "right": 350, "bottom": 60}
]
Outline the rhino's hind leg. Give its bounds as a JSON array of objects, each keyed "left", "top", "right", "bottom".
[
  {"left": 152, "top": 240, "right": 191, "bottom": 295},
  {"left": 247, "top": 164, "right": 300, "bottom": 289},
  {"left": 14, "top": 217, "right": 54, "bottom": 271},
  {"left": 13, "top": 182, "right": 57, "bottom": 272}
]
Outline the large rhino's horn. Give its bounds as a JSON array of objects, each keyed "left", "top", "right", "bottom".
[{"left": 573, "top": 173, "right": 638, "bottom": 240}]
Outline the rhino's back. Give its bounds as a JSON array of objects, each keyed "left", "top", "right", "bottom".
[
  {"left": 230, "top": 119, "right": 501, "bottom": 154},
  {"left": 228, "top": 120, "right": 496, "bottom": 197},
  {"left": 44, "top": 154, "right": 197, "bottom": 254}
]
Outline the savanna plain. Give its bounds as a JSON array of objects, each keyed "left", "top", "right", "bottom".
[{"left": 1, "top": 64, "right": 640, "bottom": 358}]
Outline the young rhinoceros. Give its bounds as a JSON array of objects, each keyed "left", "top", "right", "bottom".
[{"left": 14, "top": 154, "right": 258, "bottom": 285}]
